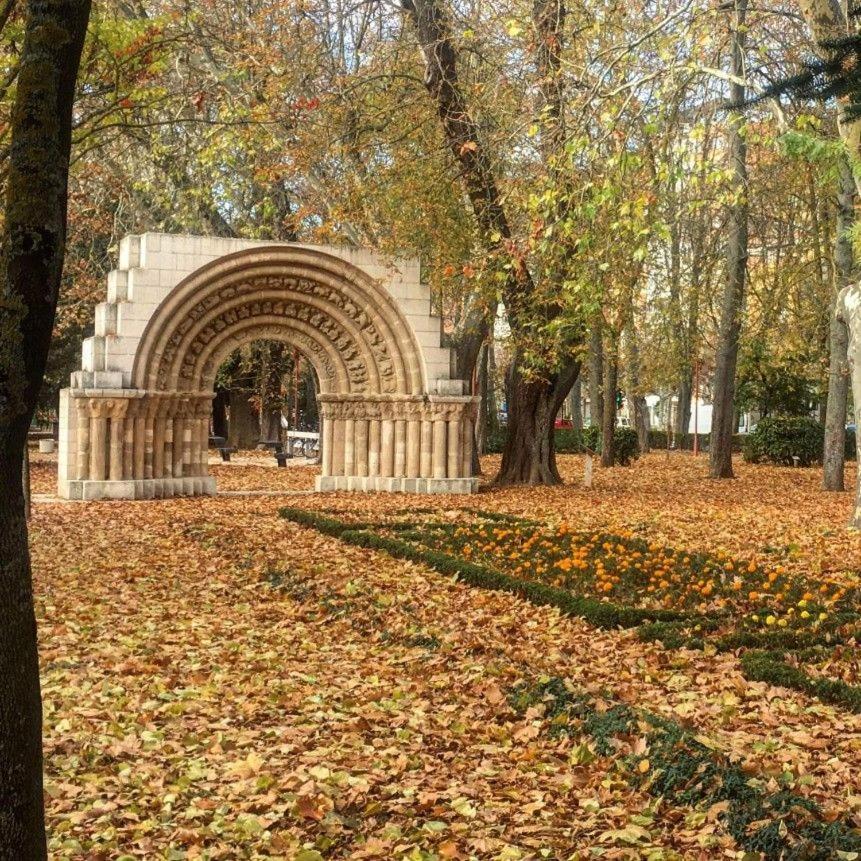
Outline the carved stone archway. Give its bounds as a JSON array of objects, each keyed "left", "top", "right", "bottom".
[{"left": 58, "top": 234, "right": 478, "bottom": 499}]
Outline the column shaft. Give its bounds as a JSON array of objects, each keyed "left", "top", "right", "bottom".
[
  {"left": 432, "top": 419, "right": 447, "bottom": 479},
  {"left": 368, "top": 420, "right": 381, "bottom": 476},
  {"left": 447, "top": 418, "right": 461, "bottom": 478},
  {"left": 461, "top": 416, "right": 474, "bottom": 479},
  {"left": 380, "top": 419, "right": 395, "bottom": 477},
  {"left": 321, "top": 417, "right": 334, "bottom": 476},
  {"left": 90, "top": 415, "right": 107, "bottom": 482},
  {"left": 343, "top": 418, "right": 356, "bottom": 476},
  {"left": 76, "top": 407, "right": 90, "bottom": 481},
  {"left": 332, "top": 419, "right": 346, "bottom": 476},
  {"left": 406, "top": 420, "right": 421, "bottom": 478},
  {"left": 420, "top": 420, "right": 433, "bottom": 478},
  {"left": 394, "top": 420, "right": 406, "bottom": 477},
  {"left": 355, "top": 419, "right": 369, "bottom": 477}
]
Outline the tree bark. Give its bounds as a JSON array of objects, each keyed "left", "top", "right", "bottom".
[
  {"left": 797, "top": 0, "right": 861, "bottom": 197},
  {"left": 601, "top": 352, "right": 617, "bottom": 467},
  {"left": 211, "top": 388, "right": 229, "bottom": 439},
  {"left": 0, "top": 2, "right": 91, "bottom": 857},
  {"left": 496, "top": 360, "right": 579, "bottom": 485},
  {"left": 569, "top": 374, "right": 583, "bottom": 446},
  {"left": 837, "top": 286, "right": 861, "bottom": 526},
  {"left": 710, "top": 0, "right": 748, "bottom": 479},
  {"left": 823, "top": 154, "right": 855, "bottom": 490},
  {"left": 403, "top": 0, "right": 579, "bottom": 484},
  {"left": 228, "top": 389, "right": 259, "bottom": 449},
  {"left": 675, "top": 374, "right": 692, "bottom": 447},
  {"left": 588, "top": 324, "right": 604, "bottom": 428}
]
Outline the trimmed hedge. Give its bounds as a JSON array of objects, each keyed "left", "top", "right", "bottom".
[
  {"left": 740, "top": 651, "right": 861, "bottom": 714},
  {"left": 512, "top": 677, "right": 861, "bottom": 858},
  {"left": 280, "top": 507, "right": 686, "bottom": 629},
  {"left": 742, "top": 416, "right": 823, "bottom": 467},
  {"left": 280, "top": 507, "right": 861, "bottom": 715}
]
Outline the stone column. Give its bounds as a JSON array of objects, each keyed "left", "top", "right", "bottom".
[
  {"left": 447, "top": 416, "right": 461, "bottom": 479},
  {"left": 355, "top": 419, "right": 369, "bottom": 477},
  {"left": 75, "top": 399, "right": 90, "bottom": 481},
  {"left": 332, "top": 418, "right": 346, "bottom": 476},
  {"left": 381, "top": 419, "right": 395, "bottom": 477},
  {"left": 432, "top": 418, "right": 447, "bottom": 479},
  {"left": 406, "top": 420, "right": 421, "bottom": 478},
  {"left": 343, "top": 418, "right": 356, "bottom": 476},
  {"left": 368, "top": 420, "right": 381, "bottom": 476},
  {"left": 321, "top": 416, "right": 334, "bottom": 476},
  {"left": 420, "top": 420, "right": 433, "bottom": 478},
  {"left": 89, "top": 401, "right": 108, "bottom": 482},
  {"left": 109, "top": 406, "right": 126, "bottom": 482},
  {"left": 461, "top": 415, "right": 474, "bottom": 479},
  {"left": 153, "top": 403, "right": 166, "bottom": 479},
  {"left": 122, "top": 405, "right": 135, "bottom": 479},
  {"left": 163, "top": 408, "right": 175, "bottom": 479},
  {"left": 133, "top": 403, "right": 146, "bottom": 480},
  {"left": 394, "top": 420, "right": 406, "bottom": 477},
  {"left": 172, "top": 408, "right": 186, "bottom": 479}
]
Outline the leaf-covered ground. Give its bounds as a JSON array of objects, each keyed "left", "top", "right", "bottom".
[{"left": 30, "top": 453, "right": 861, "bottom": 859}]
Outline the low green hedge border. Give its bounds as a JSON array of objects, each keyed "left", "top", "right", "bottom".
[
  {"left": 511, "top": 677, "right": 861, "bottom": 859},
  {"left": 280, "top": 507, "right": 860, "bottom": 714},
  {"left": 740, "top": 651, "right": 861, "bottom": 714},
  {"left": 280, "top": 507, "right": 686, "bottom": 629}
]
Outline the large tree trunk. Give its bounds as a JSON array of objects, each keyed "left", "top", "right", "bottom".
[
  {"left": 626, "top": 326, "right": 650, "bottom": 454},
  {"left": 823, "top": 153, "right": 854, "bottom": 490},
  {"left": 228, "top": 390, "right": 259, "bottom": 449},
  {"left": 0, "top": 2, "right": 91, "bottom": 857},
  {"left": 496, "top": 359, "right": 579, "bottom": 484},
  {"left": 710, "top": 0, "right": 749, "bottom": 479}
]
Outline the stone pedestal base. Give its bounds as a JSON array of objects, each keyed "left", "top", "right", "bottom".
[
  {"left": 315, "top": 476, "right": 478, "bottom": 494},
  {"left": 62, "top": 476, "right": 217, "bottom": 501}
]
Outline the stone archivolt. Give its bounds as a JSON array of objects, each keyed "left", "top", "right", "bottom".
[{"left": 58, "top": 239, "right": 478, "bottom": 499}]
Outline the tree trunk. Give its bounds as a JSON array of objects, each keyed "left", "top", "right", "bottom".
[
  {"left": 496, "top": 358, "right": 579, "bottom": 484},
  {"left": 211, "top": 388, "right": 228, "bottom": 439},
  {"left": 569, "top": 374, "right": 583, "bottom": 447},
  {"left": 710, "top": 0, "right": 748, "bottom": 480},
  {"left": 228, "top": 389, "right": 259, "bottom": 449},
  {"left": 675, "top": 374, "right": 692, "bottom": 447},
  {"left": 601, "top": 353, "right": 618, "bottom": 467},
  {"left": 588, "top": 324, "right": 604, "bottom": 428},
  {"left": 837, "top": 285, "right": 861, "bottom": 526},
  {"left": 626, "top": 321, "right": 650, "bottom": 453},
  {"left": 823, "top": 153, "right": 854, "bottom": 491},
  {"left": 0, "top": 2, "right": 91, "bottom": 857},
  {"left": 403, "top": 0, "right": 580, "bottom": 485}
]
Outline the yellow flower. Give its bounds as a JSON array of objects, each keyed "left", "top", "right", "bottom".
[{"left": 765, "top": 615, "right": 776, "bottom": 626}]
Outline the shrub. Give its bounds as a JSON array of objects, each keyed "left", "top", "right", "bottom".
[
  {"left": 581, "top": 425, "right": 640, "bottom": 465},
  {"left": 742, "top": 416, "right": 823, "bottom": 467}
]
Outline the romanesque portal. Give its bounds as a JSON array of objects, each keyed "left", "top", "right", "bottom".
[{"left": 58, "top": 234, "right": 479, "bottom": 499}]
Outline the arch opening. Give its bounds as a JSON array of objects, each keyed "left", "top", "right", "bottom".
[{"left": 58, "top": 235, "right": 479, "bottom": 499}]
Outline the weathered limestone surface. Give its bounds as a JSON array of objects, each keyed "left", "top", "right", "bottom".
[{"left": 59, "top": 234, "right": 479, "bottom": 499}]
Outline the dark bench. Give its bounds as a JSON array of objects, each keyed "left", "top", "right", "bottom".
[{"left": 274, "top": 450, "right": 291, "bottom": 467}]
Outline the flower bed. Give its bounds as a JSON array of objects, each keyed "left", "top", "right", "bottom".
[{"left": 280, "top": 507, "right": 861, "bottom": 713}]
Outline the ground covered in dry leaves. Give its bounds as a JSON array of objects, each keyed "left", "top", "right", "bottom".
[{"left": 29, "top": 453, "right": 861, "bottom": 860}]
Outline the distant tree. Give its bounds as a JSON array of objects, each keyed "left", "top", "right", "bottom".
[{"left": 0, "top": 1, "right": 91, "bottom": 857}]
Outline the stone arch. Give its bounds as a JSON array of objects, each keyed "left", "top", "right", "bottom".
[
  {"left": 57, "top": 234, "right": 478, "bottom": 499},
  {"left": 132, "top": 247, "right": 426, "bottom": 397}
]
